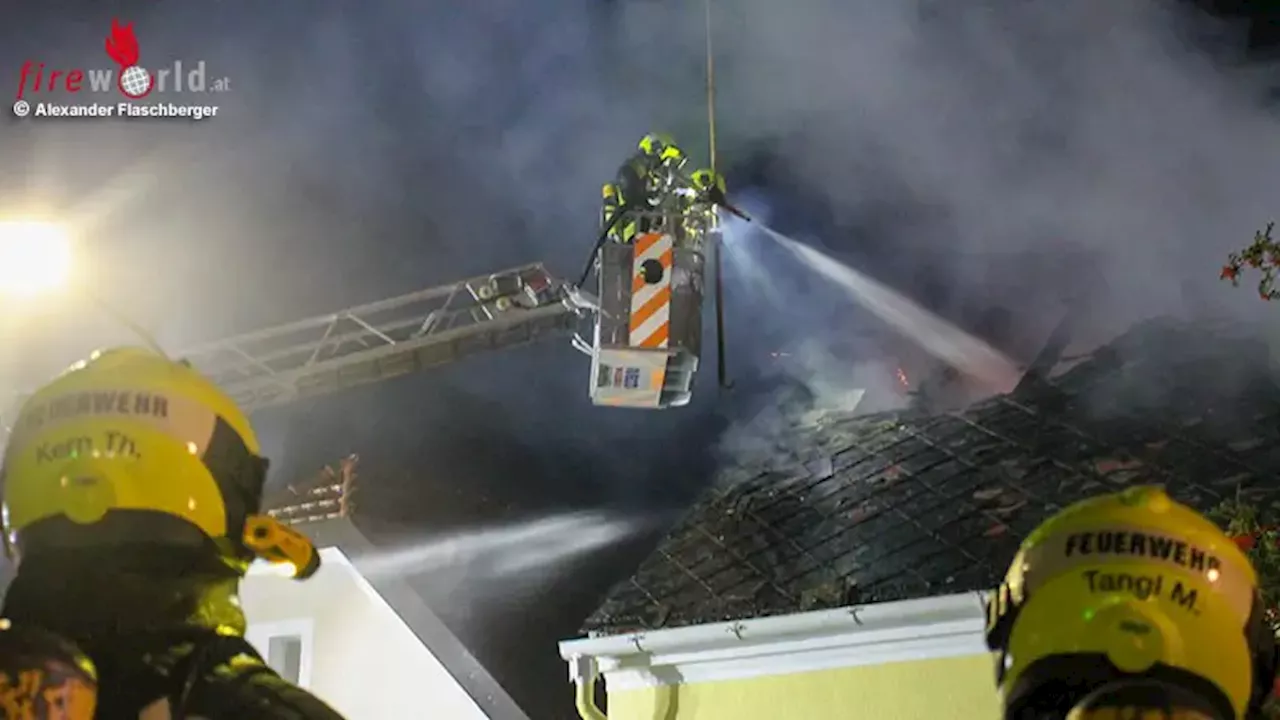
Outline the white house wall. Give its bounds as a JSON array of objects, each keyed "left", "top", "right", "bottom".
[{"left": 241, "top": 548, "right": 490, "bottom": 720}]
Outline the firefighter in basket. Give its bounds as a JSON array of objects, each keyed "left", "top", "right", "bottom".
[
  {"left": 690, "top": 167, "right": 748, "bottom": 222},
  {"left": 677, "top": 168, "right": 720, "bottom": 238},
  {"left": 985, "top": 485, "right": 1278, "bottom": 720},
  {"left": 0, "top": 347, "right": 345, "bottom": 719},
  {"left": 611, "top": 132, "right": 688, "bottom": 237}
]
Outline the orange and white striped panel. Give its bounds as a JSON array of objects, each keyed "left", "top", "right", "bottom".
[{"left": 628, "top": 232, "right": 674, "bottom": 349}]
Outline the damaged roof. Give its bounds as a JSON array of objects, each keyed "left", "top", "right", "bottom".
[{"left": 583, "top": 318, "right": 1280, "bottom": 635}]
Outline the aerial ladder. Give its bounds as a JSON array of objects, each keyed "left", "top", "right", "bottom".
[{"left": 178, "top": 263, "right": 581, "bottom": 413}]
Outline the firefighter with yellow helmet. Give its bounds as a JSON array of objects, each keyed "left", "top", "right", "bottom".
[
  {"left": 638, "top": 131, "right": 686, "bottom": 167},
  {"left": 678, "top": 168, "right": 723, "bottom": 237},
  {"left": 690, "top": 167, "right": 748, "bottom": 221},
  {"left": 614, "top": 133, "right": 686, "bottom": 225},
  {"left": 0, "top": 347, "right": 344, "bottom": 718},
  {"left": 986, "top": 485, "right": 1279, "bottom": 719},
  {"left": 690, "top": 168, "right": 726, "bottom": 200}
]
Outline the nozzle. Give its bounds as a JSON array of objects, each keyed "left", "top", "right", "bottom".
[
  {"left": 707, "top": 187, "right": 750, "bottom": 221},
  {"left": 720, "top": 202, "right": 751, "bottom": 222},
  {"left": 243, "top": 515, "right": 320, "bottom": 580}
]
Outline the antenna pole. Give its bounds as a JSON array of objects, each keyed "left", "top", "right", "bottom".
[{"left": 704, "top": 0, "right": 717, "bottom": 173}]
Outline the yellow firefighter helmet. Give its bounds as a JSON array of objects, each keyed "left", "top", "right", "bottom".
[
  {"left": 691, "top": 168, "right": 726, "bottom": 194},
  {"left": 0, "top": 347, "right": 314, "bottom": 577},
  {"left": 638, "top": 132, "right": 683, "bottom": 163},
  {"left": 985, "top": 485, "right": 1278, "bottom": 720}
]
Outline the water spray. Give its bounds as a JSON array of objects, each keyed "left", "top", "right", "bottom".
[
  {"left": 728, "top": 216, "right": 1023, "bottom": 394},
  {"left": 356, "top": 511, "right": 644, "bottom": 583}
]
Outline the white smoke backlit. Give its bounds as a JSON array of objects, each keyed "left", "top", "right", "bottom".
[
  {"left": 705, "top": 0, "right": 1278, "bottom": 335},
  {"left": 688, "top": 1, "right": 1280, "bottom": 484},
  {"left": 10, "top": 0, "right": 1271, "bottom": 425},
  {"left": 7, "top": 0, "right": 1278, "bottom": 522}
]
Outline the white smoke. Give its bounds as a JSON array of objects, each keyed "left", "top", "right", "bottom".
[
  {"left": 674, "top": 0, "right": 1279, "bottom": 478},
  {"left": 3, "top": 0, "right": 1276, "bottom": 489}
]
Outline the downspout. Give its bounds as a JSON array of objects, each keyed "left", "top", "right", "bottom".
[{"left": 568, "top": 654, "right": 608, "bottom": 720}]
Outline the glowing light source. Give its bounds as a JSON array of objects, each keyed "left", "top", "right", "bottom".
[{"left": 0, "top": 221, "right": 73, "bottom": 298}]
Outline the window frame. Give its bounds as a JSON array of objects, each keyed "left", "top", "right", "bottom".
[{"left": 246, "top": 618, "right": 315, "bottom": 688}]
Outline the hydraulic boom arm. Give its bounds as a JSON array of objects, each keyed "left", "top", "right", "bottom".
[{"left": 179, "top": 263, "right": 578, "bottom": 412}]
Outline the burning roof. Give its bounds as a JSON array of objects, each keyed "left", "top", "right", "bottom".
[{"left": 582, "top": 317, "right": 1280, "bottom": 635}]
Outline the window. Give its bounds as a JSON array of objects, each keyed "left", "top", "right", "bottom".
[
  {"left": 267, "top": 635, "right": 303, "bottom": 684},
  {"left": 246, "top": 619, "right": 314, "bottom": 688},
  {"left": 623, "top": 367, "right": 641, "bottom": 389}
]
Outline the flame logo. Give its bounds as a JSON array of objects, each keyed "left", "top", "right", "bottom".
[
  {"left": 103, "top": 18, "right": 153, "bottom": 99},
  {"left": 104, "top": 19, "right": 140, "bottom": 68}
]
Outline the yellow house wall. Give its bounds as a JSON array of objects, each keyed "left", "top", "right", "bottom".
[{"left": 607, "top": 652, "right": 999, "bottom": 720}]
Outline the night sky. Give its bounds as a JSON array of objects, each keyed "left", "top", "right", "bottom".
[{"left": 2, "top": 2, "right": 1279, "bottom": 718}]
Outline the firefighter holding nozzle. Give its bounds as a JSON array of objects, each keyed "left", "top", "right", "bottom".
[
  {"left": 0, "top": 348, "right": 346, "bottom": 718},
  {"left": 986, "top": 485, "right": 1279, "bottom": 719},
  {"left": 600, "top": 132, "right": 747, "bottom": 244}
]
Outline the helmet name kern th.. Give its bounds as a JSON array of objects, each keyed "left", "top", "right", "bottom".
[
  {"left": 16, "top": 391, "right": 169, "bottom": 436},
  {"left": 1063, "top": 530, "right": 1222, "bottom": 574}
]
